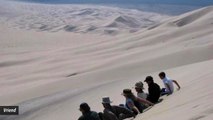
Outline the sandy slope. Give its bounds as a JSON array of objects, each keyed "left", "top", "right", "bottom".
[{"left": 0, "top": 1, "right": 213, "bottom": 120}]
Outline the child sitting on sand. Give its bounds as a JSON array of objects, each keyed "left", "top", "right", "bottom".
[{"left": 159, "top": 72, "right": 181, "bottom": 95}]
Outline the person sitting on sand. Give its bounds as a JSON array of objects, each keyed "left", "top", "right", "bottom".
[
  {"left": 78, "top": 102, "right": 101, "bottom": 120},
  {"left": 144, "top": 76, "right": 161, "bottom": 103},
  {"left": 122, "top": 89, "right": 154, "bottom": 115},
  {"left": 134, "top": 81, "right": 149, "bottom": 109},
  {"left": 100, "top": 96, "right": 135, "bottom": 120},
  {"left": 159, "top": 72, "right": 181, "bottom": 95},
  {"left": 134, "top": 81, "right": 148, "bottom": 99}
]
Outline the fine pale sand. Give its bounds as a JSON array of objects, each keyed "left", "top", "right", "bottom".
[{"left": 0, "top": 1, "right": 213, "bottom": 120}]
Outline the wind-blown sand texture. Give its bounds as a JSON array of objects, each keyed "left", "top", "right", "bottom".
[{"left": 0, "top": 0, "right": 213, "bottom": 120}]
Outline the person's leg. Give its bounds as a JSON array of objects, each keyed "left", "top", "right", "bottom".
[{"left": 161, "top": 88, "right": 169, "bottom": 96}]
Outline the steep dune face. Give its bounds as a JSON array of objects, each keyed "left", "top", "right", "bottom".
[{"left": 0, "top": 1, "right": 213, "bottom": 120}]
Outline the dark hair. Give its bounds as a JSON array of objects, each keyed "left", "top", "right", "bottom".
[
  {"left": 123, "top": 89, "right": 132, "bottom": 95},
  {"left": 159, "top": 72, "right": 166, "bottom": 77},
  {"left": 144, "top": 76, "right": 153, "bottom": 83},
  {"left": 123, "top": 89, "right": 136, "bottom": 100},
  {"left": 80, "top": 103, "right": 90, "bottom": 112}
]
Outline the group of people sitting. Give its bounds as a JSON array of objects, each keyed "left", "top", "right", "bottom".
[{"left": 78, "top": 72, "right": 181, "bottom": 120}]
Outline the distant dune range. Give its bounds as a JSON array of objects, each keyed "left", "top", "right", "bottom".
[
  {"left": 0, "top": 0, "right": 169, "bottom": 35},
  {"left": 0, "top": 0, "right": 213, "bottom": 120}
]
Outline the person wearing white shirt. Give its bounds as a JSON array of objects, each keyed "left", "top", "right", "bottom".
[{"left": 159, "top": 72, "right": 181, "bottom": 95}]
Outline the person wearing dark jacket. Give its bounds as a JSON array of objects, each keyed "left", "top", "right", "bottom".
[
  {"left": 144, "top": 76, "right": 161, "bottom": 103},
  {"left": 78, "top": 102, "right": 101, "bottom": 120}
]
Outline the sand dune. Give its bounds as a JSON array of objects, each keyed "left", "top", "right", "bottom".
[
  {"left": 0, "top": 0, "right": 169, "bottom": 34},
  {"left": 105, "top": 15, "right": 145, "bottom": 28},
  {"left": 172, "top": 6, "right": 213, "bottom": 27},
  {"left": 0, "top": 1, "right": 213, "bottom": 120}
]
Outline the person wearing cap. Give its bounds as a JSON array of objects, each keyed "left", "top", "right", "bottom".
[
  {"left": 122, "top": 89, "right": 154, "bottom": 115},
  {"left": 101, "top": 96, "right": 135, "bottom": 120},
  {"left": 134, "top": 81, "right": 149, "bottom": 109},
  {"left": 78, "top": 102, "right": 101, "bottom": 120},
  {"left": 159, "top": 72, "right": 181, "bottom": 95},
  {"left": 144, "top": 76, "right": 161, "bottom": 103},
  {"left": 134, "top": 81, "right": 148, "bottom": 99}
]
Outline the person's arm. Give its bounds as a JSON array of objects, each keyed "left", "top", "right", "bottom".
[
  {"left": 172, "top": 80, "right": 181, "bottom": 90},
  {"left": 126, "top": 101, "right": 139, "bottom": 115},
  {"left": 136, "top": 97, "right": 154, "bottom": 106}
]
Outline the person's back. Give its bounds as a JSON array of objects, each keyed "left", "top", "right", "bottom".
[
  {"left": 144, "top": 76, "right": 161, "bottom": 103},
  {"left": 78, "top": 111, "right": 100, "bottom": 120},
  {"left": 137, "top": 92, "right": 147, "bottom": 99},
  {"left": 162, "top": 76, "right": 174, "bottom": 93},
  {"left": 147, "top": 82, "right": 161, "bottom": 103}
]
